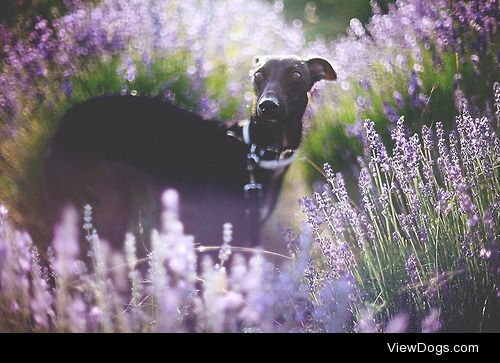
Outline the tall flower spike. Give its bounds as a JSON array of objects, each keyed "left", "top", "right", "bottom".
[
  {"left": 364, "top": 120, "right": 390, "bottom": 172},
  {"left": 218, "top": 223, "right": 233, "bottom": 265},
  {"left": 422, "top": 309, "right": 442, "bottom": 333}
]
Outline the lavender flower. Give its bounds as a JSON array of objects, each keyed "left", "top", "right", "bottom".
[
  {"left": 357, "top": 309, "right": 379, "bottom": 333},
  {"left": 494, "top": 82, "right": 500, "bottom": 125},
  {"left": 218, "top": 223, "right": 233, "bottom": 265},
  {"left": 300, "top": 196, "right": 322, "bottom": 234},
  {"left": 52, "top": 206, "right": 80, "bottom": 279},
  {"left": 422, "top": 125, "right": 434, "bottom": 151},
  {"left": 385, "top": 314, "right": 409, "bottom": 333},
  {"left": 364, "top": 120, "right": 390, "bottom": 172},
  {"left": 359, "top": 167, "right": 374, "bottom": 212},
  {"left": 124, "top": 233, "right": 143, "bottom": 305},
  {"left": 383, "top": 101, "right": 400, "bottom": 124},
  {"left": 422, "top": 309, "right": 442, "bottom": 333},
  {"left": 82, "top": 204, "right": 93, "bottom": 240},
  {"left": 405, "top": 253, "right": 420, "bottom": 286},
  {"left": 30, "top": 247, "right": 54, "bottom": 330}
]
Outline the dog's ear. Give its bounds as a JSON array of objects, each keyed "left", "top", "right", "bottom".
[{"left": 307, "top": 58, "right": 337, "bottom": 83}]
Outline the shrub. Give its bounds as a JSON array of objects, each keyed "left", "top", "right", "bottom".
[
  {"left": 0, "top": 189, "right": 354, "bottom": 332},
  {"left": 301, "top": 0, "right": 499, "bottom": 187},
  {"left": 301, "top": 87, "right": 500, "bottom": 332},
  {"left": 2, "top": 185, "right": 453, "bottom": 332}
]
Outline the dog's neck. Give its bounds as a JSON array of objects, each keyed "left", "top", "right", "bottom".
[
  {"left": 247, "top": 114, "right": 303, "bottom": 151},
  {"left": 224, "top": 96, "right": 308, "bottom": 171}
]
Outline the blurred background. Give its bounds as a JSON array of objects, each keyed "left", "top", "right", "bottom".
[
  {"left": 276, "top": 0, "right": 393, "bottom": 40},
  {"left": 1, "top": 0, "right": 394, "bottom": 38}
]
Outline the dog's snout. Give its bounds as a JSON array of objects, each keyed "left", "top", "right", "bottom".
[{"left": 258, "top": 96, "right": 281, "bottom": 119}]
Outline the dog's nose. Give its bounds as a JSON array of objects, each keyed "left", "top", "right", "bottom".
[{"left": 258, "top": 96, "right": 280, "bottom": 118}]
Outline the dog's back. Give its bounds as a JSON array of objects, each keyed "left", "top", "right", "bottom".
[
  {"left": 49, "top": 96, "right": 224, "bottom": 174},
  {"left": 42, "top": 95, "right": 250, "bottom": 251}
]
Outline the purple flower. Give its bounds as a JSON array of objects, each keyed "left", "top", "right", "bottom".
[
  {"left": 66, "top": 296, "right": 88, "bottom": 333},
  {"left": 301, "top": 196, "right": 322, "bottom": 234},
  {"left": 393, "top": 91, "right": 405, "bottom": 109},
  {"left": 364, "top": 120, "right": 390, "bottom": 172},
  {"left": 483, "top": 210, "right": 495, "bottom": 235},
  {"left": 422, "top": 309, "right": 442, "bottom": 333},
  {"left": 357, "top": 309, "right": 379, "bottom": 333},
  {"left": 479, "top": 248, "right": 492, "bottom": 260},
  {"left": 460, "top": 232, "right": 474, "bottom": 260},
  {"left": 30, "top": 248, "right": 54, "bottom": 329},
  {"left": 52, "top": 206, "right": 80, "bottom": 278},
  {"left": 422, "top": 125, "right": 434, "bottom": 151},
  {"left": 218, "top": 222, "right": 232, "bottom": 264},
  {"left": 494, "top": 82, "right": 500, "bottom": 124},
  {"left": 391, "top": 117, "right": 422, "bottom": 200},
  {"left": 405, "top": 253, "right": 420, "bottom": 286},
  {"left": 383, "top": 101, "right": 400, "bottom": 123},
  {"left": 323, "top": 162, "right": 335, "bottom": 185},
  {"left": 359, "top": 167, "right": 374, "bottom": 212},
  {"left": 457, "top": 182, "right": 478, "bottom": 229},
  {"left": 385, "top": 313, "right": 409, "bottom": 333}
]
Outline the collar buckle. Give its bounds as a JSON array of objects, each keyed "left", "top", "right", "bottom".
[
  {"left": 246, "top": 144, "right": 259, "bottom": 171},
  {"left": 258, "top": 146, "right": 281, "bottom": 161}
]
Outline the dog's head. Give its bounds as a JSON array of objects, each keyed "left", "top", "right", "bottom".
[
  {"left": 249, "top": 56, "right": 336, "bottom": 149},
  {"left": 251, "top": 56, "right": 336, "bottom": 122}
]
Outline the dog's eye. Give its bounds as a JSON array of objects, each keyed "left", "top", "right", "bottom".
[
  {"left": 290, "top": 71, "right": 302, "bottom": 81},
  {"left": 254, "top": 71, "right": 264, "bottom": 82}
]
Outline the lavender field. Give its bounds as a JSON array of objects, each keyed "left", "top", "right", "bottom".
[{"left": 0, "top": 0, "right": 498, "bottom": 333}]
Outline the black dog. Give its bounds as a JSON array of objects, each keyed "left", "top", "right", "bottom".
[{"left": 41, "top": 56, "right": 335, "bottom": 251}]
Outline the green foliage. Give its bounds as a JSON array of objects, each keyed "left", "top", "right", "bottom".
[{"left": 302, "top": 43, "right": 498, "bottom": 189}]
